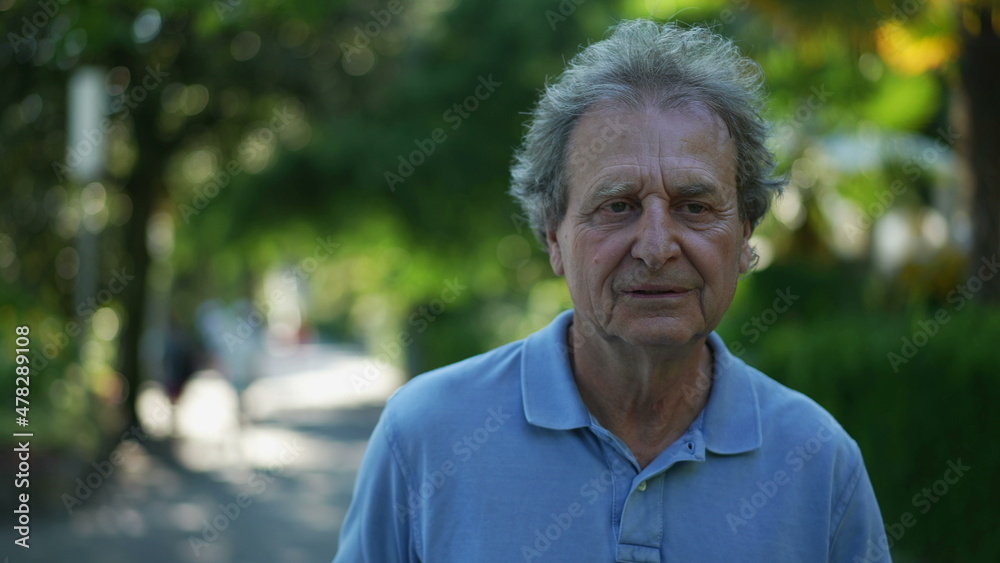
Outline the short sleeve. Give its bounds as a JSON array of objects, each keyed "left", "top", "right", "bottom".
[
  {"left": 332, "top": 409, "right": 419, "bottom": 563},
  {"left": 828, "top": 451, "right": 891, "bottom": 563}
]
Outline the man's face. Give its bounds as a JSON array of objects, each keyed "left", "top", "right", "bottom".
[{"left": 547, "top": 104, "right": 752, "bottom": 349}]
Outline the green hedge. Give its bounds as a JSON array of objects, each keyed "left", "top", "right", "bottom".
[{"left": 725, "top": 301, "right": 999, "bottom": 562}]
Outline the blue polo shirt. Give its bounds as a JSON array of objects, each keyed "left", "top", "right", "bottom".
[{"left": 333, "top": 310, "right": 889, "bottom": 562}]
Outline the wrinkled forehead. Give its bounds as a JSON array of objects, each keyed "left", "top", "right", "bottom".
[
  {"left": 565, "top": 102, "right": 731, "bottom": 167},
  {"left": 563, "top": 101, "right": 734, "bottom": 182}
]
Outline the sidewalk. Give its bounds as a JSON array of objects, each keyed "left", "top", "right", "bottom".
[
  {"left": 8, "top": 343, "right": 400, "bottom": 563},
  {"left": 15, "top": 405, "right": 383, "bottom": 563}
]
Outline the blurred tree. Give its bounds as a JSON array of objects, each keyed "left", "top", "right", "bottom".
[
  {"left": 0, "top": 0, "right": 608, "bottom": 454},
  {"left": 709, "top": 0, "right": 1000, "bottom": 305},
  {"left": 959, "top": 1, "right": 1000, "bottom": 301},
  {"left": 1, "top": 0, "right": 361, "bottom": 447}
]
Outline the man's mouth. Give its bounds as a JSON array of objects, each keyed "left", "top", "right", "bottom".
[
  {"left": 630, "top": 289, "right": 679, "bottom": 294},
  {"left": 624, "top": 286, "right": 689, "bottom": 296}
]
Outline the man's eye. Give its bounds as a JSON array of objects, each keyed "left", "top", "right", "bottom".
[
  {"left": 607, "top": 201, "right": 630, "bottom": 213},
  {"left": 683, "top": 203, "right": 707, "bottom": 214}
]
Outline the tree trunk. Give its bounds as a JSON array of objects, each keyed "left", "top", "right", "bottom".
[
  {"left": 116, "top": 102, "right": 167, "bottom": 428},
  {"left": 960, "top": 3, "right": 1000, "bottom": 302}
]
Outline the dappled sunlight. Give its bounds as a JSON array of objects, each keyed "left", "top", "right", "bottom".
[
  {"left": 54, "top": 373, "right": 381, "bottom": 562},
  {"left": 142, "top": 346, "right": 399, "bottom": 474},
  {"left": 876, "top": 22, "right": 956, "bottom": 75},
  {"left": 174, "top": 371, "right": 242, "bottom": 440},
  {"left": 243, "top": 344, "right": 403, "bottom": 419},
  {"left": 137, "top": 382, "right": 174, "bottom": 439}
]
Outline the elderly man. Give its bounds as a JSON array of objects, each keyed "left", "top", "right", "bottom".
[{"left": 334, "top": 20, "right": 888, "bottom": 563}]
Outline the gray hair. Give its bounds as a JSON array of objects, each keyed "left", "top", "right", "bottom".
[{"left": 509, "top": 19, "right": 784, "bottom": 246}]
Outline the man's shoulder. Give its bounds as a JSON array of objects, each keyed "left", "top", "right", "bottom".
[
  {"left": 743, "top": 362, "right": 859, "bottom": 456},
  {"left": 380, "top": 337, "right": 525, "bottom": 428}
]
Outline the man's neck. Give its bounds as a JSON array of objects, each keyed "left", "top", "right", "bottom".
[{"left": 567, "top": 321, "right": 714, "bottom": 469}]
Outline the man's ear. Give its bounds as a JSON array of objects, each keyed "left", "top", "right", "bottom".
[
  {"left": 546, "top": 228, "right": 565, "bottom": 276},
  {"left": 738, "top": 219, "right": 753, "bottom": 274}
]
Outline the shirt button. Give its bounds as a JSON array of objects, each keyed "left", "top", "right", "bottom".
[{"left": 637, "top": 481, "right": 647, "bottom": 492}]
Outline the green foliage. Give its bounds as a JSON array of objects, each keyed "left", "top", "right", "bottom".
[
  {"left": 717, "top": 262, "right": 999, "bottom": 562},
  {"left": 739, "top": 307, "right": 1000, "bottom": 561},
  {"left": 860, "top": 71, "right": 941, "bottom": 130}
]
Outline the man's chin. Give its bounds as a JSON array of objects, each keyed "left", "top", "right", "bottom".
[{"left": 612, "top": 317, "right": 704, "bottom": 349}]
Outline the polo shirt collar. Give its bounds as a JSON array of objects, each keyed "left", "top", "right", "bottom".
[
  {"left": 521, "top": 310, "right": 591, "bottom": 430},
  {"left": 521, "top": 310, "right": 763, "bottom": 456},
  {"left": 702, "top": 332, "right": 762, "bottom": 454}
]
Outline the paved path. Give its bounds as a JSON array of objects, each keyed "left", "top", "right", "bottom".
[
  {"left": 7, "top": 343, "right": 399, "bottom": 563},
  {"left": 15, "top": 405, "right": 381, "bottom": 563}
]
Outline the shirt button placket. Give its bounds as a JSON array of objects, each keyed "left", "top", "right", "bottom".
[{"left": 615, "top": 477, "right": 662, "bottom": 563}]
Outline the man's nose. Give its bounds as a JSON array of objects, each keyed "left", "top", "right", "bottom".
[{"left": 631, "top": 202, "right": 681, "bottom": 270}]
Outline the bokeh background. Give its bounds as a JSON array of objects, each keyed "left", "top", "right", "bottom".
[{"left": 1, "top": 0, "right": 998, "bottom": 561}]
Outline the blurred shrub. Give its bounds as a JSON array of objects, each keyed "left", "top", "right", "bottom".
[{"left": 723, "top": 270, "right": 998, "bottom": 562}]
